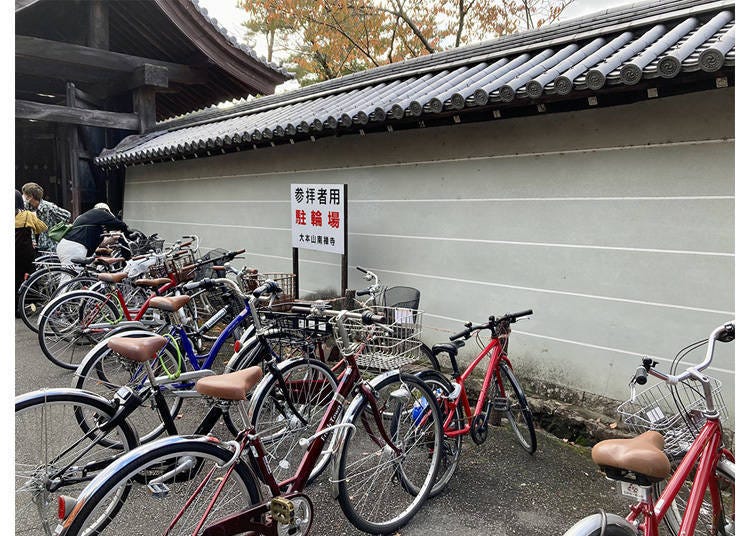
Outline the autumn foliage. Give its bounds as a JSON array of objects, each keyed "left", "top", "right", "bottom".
[{"left": 238, "top": 0, "right": 574, "bottom": 84}]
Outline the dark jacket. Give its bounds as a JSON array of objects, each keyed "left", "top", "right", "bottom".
[{"left": 65, "top": 208, "right": 128, "bottom": 255}]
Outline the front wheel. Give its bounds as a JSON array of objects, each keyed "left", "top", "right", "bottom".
[
  {"left": 17, "top": 266, "right": 78, "bottom": 333},
  {"left": 38, "top": 290, "right": 122, "bottom": 370},
  {"left": 15, "top": 389, "right": 139, "bottom": 535},
  {"left": 60, "top": 436, "right": 262, "bottom": 536},
  {"left": 336, "top": 372, "right": 443, "bottom": 535},
  {"left": 497, "top": 363, "right": 537, "bottom": 453}
]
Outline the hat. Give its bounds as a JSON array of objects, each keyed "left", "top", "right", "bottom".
[{"left": 94, "top": 202, "right": 112, "bottom": 213}]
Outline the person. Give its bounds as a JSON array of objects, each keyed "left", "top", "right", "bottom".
[
  {"left": 21, "top": 182, "right": 71, "bottom": 254},
  {"left": 56, "top": 203, "right": 129, "bottom": 277},
  {"left": 15, "top": 190, "right": 48, "bottom": 311}
]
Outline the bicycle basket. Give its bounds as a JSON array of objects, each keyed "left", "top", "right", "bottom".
[
  {"left": 194, "top": 248, "right": 229, "bottom": 280},
  {"left": 263, "top": 309, "right": 332, "bottom": 345},
  {"left": 617, "top": 376, "right": 728, "bottom": 459},
  {"left": 239, "top": 271, "right": 296, "bottom": 303},
  {"left": 165, "top": 250, "right": 197, "bottom": 283},
  {"left": 329, "top": 306, "right": 423, "bottom": 371},
  {"left": 378, "top": 286, "right": 420, "bottom": 310}
]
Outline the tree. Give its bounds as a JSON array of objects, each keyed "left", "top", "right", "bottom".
[{"left": 238, "top": 0, "right": 574, "bottom": 84}]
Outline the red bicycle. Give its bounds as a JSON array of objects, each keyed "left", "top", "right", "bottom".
[
  {"left": 417, "top": 309, "right": 536, "bottom": 496},
  {"left": 564, "top": 322, "right": 735, "bottom": 536}
]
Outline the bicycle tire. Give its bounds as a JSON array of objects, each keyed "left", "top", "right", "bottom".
[
  {"left": 60, "top": 436, "right": 262, "bottom": 536},
  {"left": 414, "top": 369, "right": 463, "bottom": 497},
  {"left": 38, "top": 290, "right": 123, "bottom": 370},
  {"left": 73, "top": 330, "right": 185, "bottom": 444},
  {"left": 245, "top": 357, "right": 338, "bottom": 483},
  {"left": 17, "top": 265, "right": 78, "bottom": 333},
  {"left": 655, "top": 452, "right": 735, "bottom": 536},
  {"left": 15, "top": 388, "right": 139, "bottom": 535},
  {"left": 52, "top": 275, "right": 101, "bottom": 299},
  {"left": 497, "top": 362, "right": 537, "bottom": 454},
  {"left": 564, "top": 515, "right": 637, "bottom": 536},
  {"left": 336, "top": 371, "right": 443, "bottom": 534}
]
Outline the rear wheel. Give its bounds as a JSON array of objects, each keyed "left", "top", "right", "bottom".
[
  {"left": 38, "top": 290, "right": 122, "bottom": 370},
  {"left": 73, "top": 331, "right": 185, "bottom": 443},
  {"left": 245, "top": 358, "right": 338, "bottom": 483},
  {"left": 17, "top": 266, "right": 78, "bottom": 333},
  {"left": 336, "top": 372, "right": 443, "bottom": 534},
  {"left": 15, "top": 390, "right": 139, "bottom": 535},
  {"left": 496, "top": 363, "right": 537, "bottom": 453},
  {"left": 61, "top": 438, "right": 261, "bottom": 536}
]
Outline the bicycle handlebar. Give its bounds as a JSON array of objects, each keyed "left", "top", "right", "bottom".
[
  {"left": 290, "top": 305, "right": 386, "bottom": 325},
  {"left": 640, "top": 321, "right": 735, "bottom": 385},
  {"left": 449, "top": 309, "right": 533, "bottom": 340}
]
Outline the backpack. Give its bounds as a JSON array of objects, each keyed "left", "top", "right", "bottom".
[{"left": 47, "top": 221, "right": 73, "bottom": 243}]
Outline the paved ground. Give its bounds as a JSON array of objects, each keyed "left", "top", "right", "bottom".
[{"left": 15, "top": 319, "right": 631, "bottom": 535}]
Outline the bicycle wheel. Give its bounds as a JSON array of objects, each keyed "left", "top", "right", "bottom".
[
  {"left": 15, "top": 389, "right": 139, "bottom": 535},
  {"left": 414, "top": 369, "right": 463, "bottom": 497},
  {"left": 52, "top": 275, "right": 101, "bottom": 299},
  {"left": 656, "top": 452, "right": 735, "bottom": 536},
  {"left": 73, "top": 331, "right": 185, "bottom": 443},
  {"left": 245, "top": 357, "right": 338, "bottom": 484},
  {"left": 336, "top": 372, "right": 443, "bottom": 534},
  {"left": 17, "top": 266, "right": 78, "bottom": 333},
  {"left": 496, "top": 362, "right": 537, "bottom": 453},
  {"left": 38, "top": 290, "right": 122, "bottom": 370},
  {"left": 61, "top": 436, "right": 261, "bottom": 536}
]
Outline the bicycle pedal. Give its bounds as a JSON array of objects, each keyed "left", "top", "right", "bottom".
[
  {"left": 270, "top": 497, "right": 295, "bottom": 525},
  {"left": 492, "top": 397, "right": 509, "bottom": 411},
  {"left": 147, "top": 482, "right": 170, "bottom": 498}
]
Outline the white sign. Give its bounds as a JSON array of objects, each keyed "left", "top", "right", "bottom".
[{"left": 291, "top": 184, "right": 345, "bottom": 254}]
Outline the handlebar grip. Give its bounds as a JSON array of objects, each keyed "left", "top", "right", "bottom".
[
  {"left": 355, "top": 288, "right": 371, "bottom": 297},
  {"left": 361, "top": 311, "right": 386, "bottom": 325},
  {"left": 717, "top": 322, "right": 735, "bottom": 343},
  {"left": 252, "top": 280, "right": 281, "bottom": 297},
  {"left": 356, "top": 266, "right": 368, "bottom": 274},
  {"left": 449, "top": 329, "right": 471, "bottom": 341},
  {"left": 184, "top": 278, "right": 213, "bottom": 291},
  {"left": 513, "top": 309, "right": 533, "bottom": 318},
  {"left": 291, "top": 306, "right": 311, "bottom": 314},
  {"left": 634, "top": 366, "right": 649, "bottom": 385}
]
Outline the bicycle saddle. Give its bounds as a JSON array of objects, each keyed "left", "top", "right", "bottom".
[
  {"left": 97, "top": 272, "right": 129, "bottom": 283},
  {"left": 431, "top": 340, "right": 465, "bottom": 356},
  {"left": 107, "top": 335, "right": 167, "bottom": 363},
  {"left": 592, "top": 430, "right": 671, "bottom": 483},
  {"left": 148, "top": 295, "right": 191, "bottom": 312},
  {"left": 71, "top": 256, "right": 95, "bottom": 266},
  {"left": 195, "top": 367, "right": 264, "bottom": 400},
  {"left": 134, "top": 277, "right": 171, "bottom": 288}
]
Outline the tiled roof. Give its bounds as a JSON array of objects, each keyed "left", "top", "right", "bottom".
[{"left": 96, "top": 0, "right": 735, "bottom": 168}]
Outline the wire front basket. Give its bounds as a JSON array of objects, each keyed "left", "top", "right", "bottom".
[
  {"left": 330, "top": 306, "right": 423, "bottom": 371},
  {"left": 165, "top": 250, "right": 197, "bottom": 283},
  {"left": 617, "top": 376, "right": 728, "bottom": 459},
  {"left": 238, "top": 271, "right": 296, "bottom": 303}
]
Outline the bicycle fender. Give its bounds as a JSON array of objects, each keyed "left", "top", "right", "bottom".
[
  {"left": 56, "top": 435, "right": 234, "bottom": 535},
  {"left": 72, "top": 328, "right": 167, "bottom": 383},
  {"left": 563, "top": 512, "right": 636, "bottom": 536},
  {"left": 330, "top": 369, "right": 402, "bottom": 498},
  {"left": 16, "top": 387, "right": 116, "bottom": 411}
]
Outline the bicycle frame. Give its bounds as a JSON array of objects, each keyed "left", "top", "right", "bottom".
[
  {"left": 624, "top": 415, "right": 734, "bottom": 535},
  {"left": 441, "top": 335, "right": 511, "bottom": 437}
]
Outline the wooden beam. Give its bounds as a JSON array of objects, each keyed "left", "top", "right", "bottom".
[
  {"left": 128, "top": 64, "right": 169, "bottom": 90},
  {"left": 16, "top": 35, "right": 206, "bottom": 85},
  {"left": 16, "top": 99, "right": 140, "bottom": 130},
  {"left": 88, "top": 0, "right": 110, "bottom": 50}
]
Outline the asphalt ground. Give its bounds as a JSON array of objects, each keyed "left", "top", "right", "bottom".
[{"left": 15, "top": 318, "right": 632, "bottom": 535}]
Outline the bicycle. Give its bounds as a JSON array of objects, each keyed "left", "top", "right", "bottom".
[
  {"left": 55, "top": 299, "right": 444, "bottom": 536},
  {"left": 36, "top": 248, "right": 246, "bottom": 370},
  {"left": 563, "top": 321, "right": 735, "bottom": 536},
  {"left": 16, "top": 282, "right": 315, "bottom": 536},
  {"left": 416, "top": 309, "right": 537, "bottom": 496}
]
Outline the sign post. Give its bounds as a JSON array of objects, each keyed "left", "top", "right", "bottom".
[{"left": 290, "top": 183, "right": 347, "bottom": 297}]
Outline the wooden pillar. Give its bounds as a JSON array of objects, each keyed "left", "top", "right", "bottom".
[
  {"left": 65, "top": 82, "right": 81, "bottom": 217},
  {"left": 88, "top": 0, "right": 110, "bottom": 50},
  {"left": 132, "top": 87, "right": 157, "bottom": 133}
]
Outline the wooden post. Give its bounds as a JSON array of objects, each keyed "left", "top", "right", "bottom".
[
  {"left": 341, "top": 184, "right": 348, "bottom": 297},
  {"left": 65, "top": 82, "right": 81, "bottom": 217}
]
